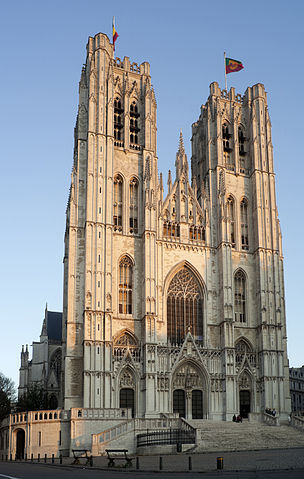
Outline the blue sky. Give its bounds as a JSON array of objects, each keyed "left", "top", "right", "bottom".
[{"left": 0, "top": 0, "right": 303, "bottom": 387}]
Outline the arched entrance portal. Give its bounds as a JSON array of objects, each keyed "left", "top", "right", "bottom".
[
  {"left": 16, "top": 429, "right": 25, "bottom": 459},
  {"left": 120, "top": 388, "right": 135, "bottom": 417},
  {"left": 239, "top": 390, "right": 250, "bottom": 418},
  {"left": 172, "top": 362, "right": 206, "bottom": 419}
]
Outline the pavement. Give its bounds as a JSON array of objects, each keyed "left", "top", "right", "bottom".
[{"left": 2, "top": 447, "right": 304, "bottom": 474}]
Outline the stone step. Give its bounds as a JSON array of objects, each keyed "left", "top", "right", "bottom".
[{"left": 186, "top": 420, "right": 304, "bottom": 452}]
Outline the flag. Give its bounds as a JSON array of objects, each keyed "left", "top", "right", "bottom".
[
  {"left": 225, "top": 58, "right": 244, "bottom": 74},
  {"left": 112, "top": 17, "right": 119, "bottom": 50}
]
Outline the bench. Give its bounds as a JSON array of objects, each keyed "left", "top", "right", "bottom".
[
  {"left": 71, "top": 449, "right": 92, "bottom": 466},
  {"left": 105, "top": 449, "right": 133, "bottom": 468}
]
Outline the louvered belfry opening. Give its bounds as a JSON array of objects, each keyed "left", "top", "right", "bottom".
[{"left": 167, "top": 268, "right": 203, "bottom": 345}]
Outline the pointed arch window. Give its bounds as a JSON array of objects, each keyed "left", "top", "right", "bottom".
[
  {"left": 50, "top": 349, "right": 62, "bottom": 382},
  {"left": 240, "top": 199, "right": 249, "bottom": 250},
  {"left": 238, "top": 127, "right": 248, "bottom": 174},
  {"left": 227, "top": 196, "right": 235, "bottom": 247},
  {"left": 223, "top": 122, "right": 234, "bottom": 171},
  {"left": 114, "top": 97, "right": 124, "bottom": 147},
  {"left": 113, "top": 175, "right": 123, "bottom": 232},
  {"left": 234, "top": 270, "right": 246, "bottom": 323},
  {"left": 235, "top": 339, "right": 256, "bottom": 367},
  {"left": 129, "top": 178, "right": 138, "bottom": 234},
  {"left": 167, "top": 268, "right": 203, "bottom": 344},
  {"left": 130, "top": 101, "right": 140, "bottom": 149},
  {"left": 114, "top": 331, "right": 140, "bottom": 362},
  {"left": 119, "top": 256, "right": 133, "bottom": 314}
]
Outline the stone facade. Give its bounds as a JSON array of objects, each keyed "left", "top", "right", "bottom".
[
  {"left": 0, "top": 31, "right": 291, "bottom": 459},
  {"left": 63, "top": 32, "right": 290, "bottom": 420}
]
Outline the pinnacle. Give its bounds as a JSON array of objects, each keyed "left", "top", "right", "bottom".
[{"left": 178, "top": 129, "right": 185, "bottom": 154}]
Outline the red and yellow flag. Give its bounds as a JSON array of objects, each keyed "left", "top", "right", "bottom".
[
  {"left": 112, "top": 17, "right": 118, "bottom": 50},
  {"left": 225, "top": 58, "right": 244, "bottom": 74}
]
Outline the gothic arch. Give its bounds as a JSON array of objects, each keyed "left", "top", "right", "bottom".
[
  {"left": 117, "top": 253, "right": 135, "bottom": 267},
  {"left": 171, "top": 358, "right": 210, "bottom": 389},
  {"left": 49, "top": 348, "right": 62, "bottom": 383},
  {"left": 113, "top": 329, "right": 138, "bottom": 346},
  {"left": 164, "top": 261, "right": 207, "bottom": 347},
  {"left": 117, "top": 255, "right": 134, "bottom": 315},
  {"left": 237, "top": 367, "right": 256, "bottom": 418},
  {"left": 170, "top": 360, "right": 209, "bottom": 419},
  {"left": 233, "top": 268, "right": 248, "bottom": 324},
  {"left": 164, "top": 261, "right": 206, "bottom": 298},
  {"left": 116, "top": 365, "right": 138, "bottom": 417}
]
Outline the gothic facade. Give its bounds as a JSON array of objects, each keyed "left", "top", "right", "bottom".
[
  {"left": 1, "top": 31, "right": 291, "bottom": 460},
  {"left": 63, "top": 32, "right": 290, "bottom": 421}
]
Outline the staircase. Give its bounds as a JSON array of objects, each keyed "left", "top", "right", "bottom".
[{"left": 187, "top": 419, "right": 304, "bottom": 452}]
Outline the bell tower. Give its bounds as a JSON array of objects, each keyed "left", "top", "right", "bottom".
[
  {"left": 63, "top": 33, "right": 157, "bottom": 410},
  {"left": 191, "top": 82, "right": 290, "bottom": 419}
]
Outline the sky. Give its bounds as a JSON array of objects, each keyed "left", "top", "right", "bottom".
[{"left": 0, "top": 0, "right": 303, "bottom": 388}]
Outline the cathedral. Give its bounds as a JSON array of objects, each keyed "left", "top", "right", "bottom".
[{"left": 1, "top": 31, "right": 291, "bottom": 458}]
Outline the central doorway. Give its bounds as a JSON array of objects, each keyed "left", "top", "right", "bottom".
[
  {"left": 239, "top": 390, "right": 250, "bottom": 418},
  {"left": 120, "top": 388, "right": 135, "bottom": 417},
  {"left": 173, "top": 389, "right": 185, "bottom": 417},
  {"left": 16, "top": 429, "right": 25, "bottom": 459}
]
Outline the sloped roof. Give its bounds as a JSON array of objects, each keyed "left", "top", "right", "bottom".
[{"left": 46, "top": 311, "right": 62, "bottom": 341}]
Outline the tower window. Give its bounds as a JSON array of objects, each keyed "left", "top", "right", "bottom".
[
  {"left": 238, "top": 127, "right": 248, "bottom": 174},
  {"left": 113, "top": 175, "right": 123, "bottom": 232},
  {"left": 114, "top": 97, "right": 124, "bottom": 147},
  {"left": 223, "top": 122, "right": 234, "bottom": 171},
  {"left": 119, "top": 256, "right": 133, "bottom": 314},
  {"left": 130, "top": 101, "right": 140, "bottom": 149},
  {"left": 234, "top": 270, "right": 246, "bottom": 323},
  {"left": 240, "top": 199, "right": 249, "bottom": 250},
  {"left": 129, "top": 178, "right": 138, "bottom": 234},
  {"left": 227, "top": 196, "right": 235, "bottom": 247},
  {"left": 238, "top": 127, "right": 246, "bottom": 156}
]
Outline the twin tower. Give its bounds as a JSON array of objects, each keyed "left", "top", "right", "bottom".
[{"left": 62, "top": 32, "right": 290, "bottom": 420}]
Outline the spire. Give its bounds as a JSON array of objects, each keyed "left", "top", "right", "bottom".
[{"left": 175, "top": 129, "right": 188, "bottom": 179}]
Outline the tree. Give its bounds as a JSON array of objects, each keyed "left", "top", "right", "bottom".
[
  {"left": 16, "top": 384, "right": 49, "bottom": 412},
  {"left": 0, "top": 372, "right": 16, "bottom": 421}
]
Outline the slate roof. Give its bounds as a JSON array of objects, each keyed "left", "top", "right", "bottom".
[{"left": 46, "top": 311, "right": 62, "bottom": 341}]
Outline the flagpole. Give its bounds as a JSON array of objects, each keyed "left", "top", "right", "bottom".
[
  {"left": 112, "top": 16, "right": 115, "bottom": 57},
  {"left": 224, "top": 51, "right": 227, "bottom": 91}
]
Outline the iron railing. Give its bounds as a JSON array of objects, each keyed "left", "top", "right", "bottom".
[{"left": 136, "top": 428, "right": 195, "bottom": 447}]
